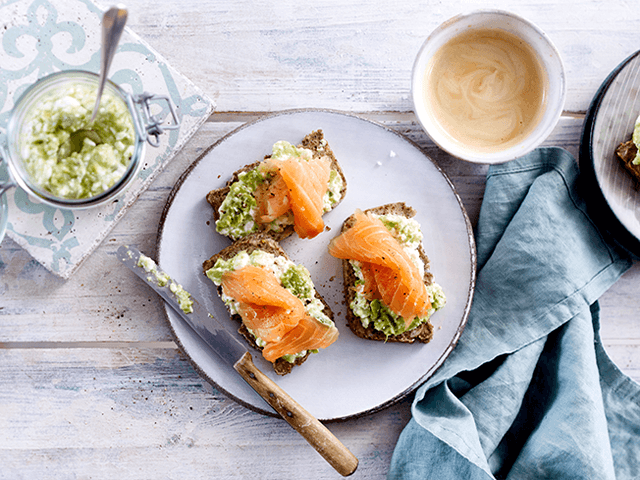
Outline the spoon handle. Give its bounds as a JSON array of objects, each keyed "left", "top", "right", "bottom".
[{"left": 90, "top": 5, "right": 128, "bottom": 123}]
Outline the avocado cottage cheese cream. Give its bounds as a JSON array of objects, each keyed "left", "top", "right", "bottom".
[
  {"left": 136, "top": 252, "right": 194, "bottom": 314},
  {"left": 20, "top": 82, "right": 136, "bottom": 200}
]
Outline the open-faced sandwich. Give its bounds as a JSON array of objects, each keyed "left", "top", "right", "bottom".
[
  {"left": 328, "top": 203, "right": 446, "bottom": 343},
  {"left": 615, "top": 115, "right": 640, "bottom": 183},
  {"left": 207, "top": 130, "right": 347, "bottom": 241},
  {"left": 203, "top": 235, "right": 339, "bottom": 375}
]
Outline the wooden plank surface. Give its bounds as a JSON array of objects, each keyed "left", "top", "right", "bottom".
[
  {"left": 1, "top": 0, "right": 640, "bottom": 478},
  {"left": 0, "top": 346, "right": 412, "bottom": 479}
]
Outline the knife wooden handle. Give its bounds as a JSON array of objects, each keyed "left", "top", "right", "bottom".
[{"left": 234, "top": 351, "right": 359, "bottom": 477}]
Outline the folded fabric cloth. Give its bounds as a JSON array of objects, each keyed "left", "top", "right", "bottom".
[{"left": 388, "top": 148, "right": 640, "bottom": 479}]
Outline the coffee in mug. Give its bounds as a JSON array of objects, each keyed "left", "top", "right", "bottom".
[
  {"left": 423, "top": 28, "right": 548, "bottom": 153},
  {"left": 411, "top": 10, "right": 566, "bottom": 164}
]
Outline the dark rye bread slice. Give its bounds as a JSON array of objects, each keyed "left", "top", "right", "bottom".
[
  {"left": 615, "top": 139, "right": 640, "bottom": 183},
  {"left": 340, "top": 203, "right": 434, "bottom": 344},
  {"left": 206, "top": 129, "right": 348, "bottom": 241},
  {"left": 202, "top": 234, "right": 335, "bottom": 375}
]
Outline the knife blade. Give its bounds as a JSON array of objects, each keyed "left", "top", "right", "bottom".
[
  {"left": 116, "top": 245, "right": 358, "bottom": 477},
  {"left": 116, "top": 245, "right": 248, "bottom": 367}
]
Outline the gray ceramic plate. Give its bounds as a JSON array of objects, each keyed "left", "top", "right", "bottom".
[
  {"left": 590, "top": 51, "right": 640, "bottom": 245},
  {"left": 157, "top": 109, "right": 476, "bottom": 421}
]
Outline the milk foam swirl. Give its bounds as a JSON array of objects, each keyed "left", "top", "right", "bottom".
[{"left": 424, "top": 29, "right": 546, "bottom": 151}]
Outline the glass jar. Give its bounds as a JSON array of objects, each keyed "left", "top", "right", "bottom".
[{"left": 0, "top": 70, "right": 179, "bottom": 209}]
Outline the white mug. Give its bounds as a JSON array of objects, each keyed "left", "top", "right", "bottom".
[{"left": 412, "top": 10, "right": 566, "bottom": 164}]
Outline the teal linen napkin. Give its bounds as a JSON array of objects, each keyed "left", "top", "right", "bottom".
[{"left": 388, "top": 148, "right": 640, "bottom": 479}]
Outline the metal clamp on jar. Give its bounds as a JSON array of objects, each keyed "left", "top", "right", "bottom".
[{"left": 0, "top": 70, "right": 180, "bottom": 209}]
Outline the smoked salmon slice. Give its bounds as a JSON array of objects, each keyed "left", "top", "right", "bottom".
[
  {"left": 359, "top": 261, "right": 381, "bottom": 299},
  {"left": 328, "top": 209, "right": 431, "bottom": 326},
  {"left": 370, "top": 263, "right": 430, "bottom": 323},
  {"left": 221, "top": 265, "right": 303, "bottom": 342},
  {"left": 263, "top": 315, "right": 339, "bottom": 363},
  {"left": 220, "top": 264, "right": 339, "bottom": 361},
  {"left": 255, "top": 172, "right": 290, "bottom": 224},
  {"left": 256, "top": 154, "right": 332, "bottom": 239},
  {"left": 221, "top": 265, "right": 301, "bottom": 310},
  {"left": 235, "top": 304, "right": 296, "bottom": 344}
]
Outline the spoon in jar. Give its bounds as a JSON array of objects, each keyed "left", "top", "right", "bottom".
[
  {"left": 60, "top": 5, "right": 128, "bottom": 158},
  {"left": 90, "top": 5, "right": 128, "bottom": 123}
]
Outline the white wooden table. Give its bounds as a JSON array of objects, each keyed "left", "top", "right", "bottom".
[{"left": 1, "top": 1, "right": 639, "bottom": 478}]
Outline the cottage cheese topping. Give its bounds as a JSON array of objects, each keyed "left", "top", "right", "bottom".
[{"left": 20, "top": 83, "right": 136, "bottom": 199}]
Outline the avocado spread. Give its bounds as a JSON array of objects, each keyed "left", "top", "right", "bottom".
[
  {"left": 205, "top": 249, "right": 333, "bottom": 362},
  {"left": 137, "top": 253, "right": 193, "bottom": 314},
  {"left": 20, "top": 83, "right": 136, "bottom": 199},
  {"left": 215, "top": 140, "right": 343, "bottom": 240},
  {"left": 349, "top": 214, "right": 446, "bottom": 338}
]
